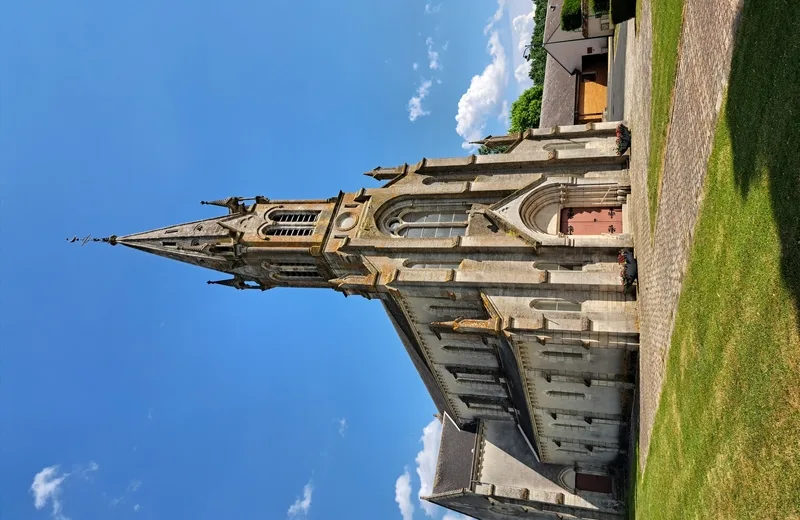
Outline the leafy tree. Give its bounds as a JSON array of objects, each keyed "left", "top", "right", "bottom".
[{"left": 509, "top": 85, "right": 543, "bottom": 132}]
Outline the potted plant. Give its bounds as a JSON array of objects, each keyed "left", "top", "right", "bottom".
[{"left": 615, "top": 124, "right": 631, "bottom": 155}]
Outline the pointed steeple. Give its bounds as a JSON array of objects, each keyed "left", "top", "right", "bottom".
[
  {"left": 112, "top": 214, "right": 241, "bottom": 274},
  {"left": 104, "top": 195, "right": 348, "bottom": 290}
]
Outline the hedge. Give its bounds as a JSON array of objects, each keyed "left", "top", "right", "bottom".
[
  {"left": 610, "top": 0, "right": 636, "bottom": 23},
  {"left": 527, "top": 0, "right": 548, "bottom": 85},
  {"left": 589, "top": 0, "right": 610, "bottom": 13},
  {"left": 560, "top": 0, "right": 583, "bottom": 31}
]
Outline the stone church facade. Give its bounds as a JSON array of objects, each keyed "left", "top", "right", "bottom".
[{"left": 106, "top": 121, "right": 638, "bottom": 519}]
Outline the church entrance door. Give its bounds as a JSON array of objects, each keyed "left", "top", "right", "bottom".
[
  {"left": 559, "top": 207, "right": 623, "bottom": 235},
  {"left": 575, "top": 473, "right": 614, "bottom": 494}
]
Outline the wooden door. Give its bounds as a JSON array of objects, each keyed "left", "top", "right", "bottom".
[
  {"left": 576, "top": 54, "right": 608, "bottom": 124},
  {"left": 560, "top": 207, "right": 623, "bottom": 235},
  {"left": 575, "top": 473, "right": 613, "bottom": 494}
]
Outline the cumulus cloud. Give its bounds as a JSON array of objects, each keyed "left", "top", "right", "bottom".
[
  {"left": 511, "top": 6, "right": 535, "bottom": 89},
  {"left": 425, "top": 37, "right": 441, "bottom": 70},
  {"left": 338, "top": 418, "right": 348, "bottom": 437},
  {"left": 287, "top": 481, "right": 313, "bottom": 517},
  {"left": 133, "top": 504, "right": 141, "bottom": 512},
  {"left": 413, "top": 62, "right": 419, "bottom": 71},
  {"left": 499, "top": 99, "right": 511, "bottom": 126},
  {"left": 415, "top": 418, "right": 443, "bottom": 516},
  {"left": 455, "top": 31, "right": 508, "bottom": 148},
  {"left": 408, "top": 78, "right": 433, "bottom": 121},
  {"left": 128, "top": 479, "right": 142, "bottom": 493},
  {"left": 485, "top": 0, "right": 506, "bottom": 34},
  {"left": 394, "top": 469, "right": 414, "bottom": 520},
  {"left": 31, "top": 466, "right": 68, "bottom": 519},
  {"left": 425, "top": 2, "right": 442, "bottom": 13}
]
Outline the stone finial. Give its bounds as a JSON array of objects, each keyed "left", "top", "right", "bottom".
[{"left": 207, "top": 275, "right": 267, "bottom": 290}]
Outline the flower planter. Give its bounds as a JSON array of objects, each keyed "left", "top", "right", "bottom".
[{"left": 615, "top": 124, "right": 631, "bottom": 155}]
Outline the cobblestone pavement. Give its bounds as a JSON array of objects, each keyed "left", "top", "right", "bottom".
[{"left": 624, "top": 0, "right": 744, "bottom": 470}]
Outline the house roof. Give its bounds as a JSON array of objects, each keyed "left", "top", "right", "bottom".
[
  {"left": 543, "top": 0, "right": 564, "bottom": 46},
  {"left": 431, "top": 415, "right": 477, "bottom": 495},
  {"left": 539, "top": 53, "right": 576, "bottom": 128}
]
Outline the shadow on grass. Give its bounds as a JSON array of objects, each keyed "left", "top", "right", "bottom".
[{"left": 727, "top": 0, "right": 800, "bottom": 314}]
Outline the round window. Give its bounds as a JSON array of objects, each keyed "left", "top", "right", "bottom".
[{"left": 335, "top": 212, "right": 359, "bottom": 231}]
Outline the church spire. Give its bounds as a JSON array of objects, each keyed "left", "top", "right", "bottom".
[{"left": 101, "top": 196, "right": 344, "bottom": 290}]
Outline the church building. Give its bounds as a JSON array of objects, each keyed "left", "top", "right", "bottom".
[{"left": 103, "top": 121, "right": 638, "bottom": 519}]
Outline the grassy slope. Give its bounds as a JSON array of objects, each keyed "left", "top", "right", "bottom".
[
  {"left": 646, "top": 0, "right": 683, "bottom": 230},
  {"left": 635, "top": 0, "right": 800, "bottom": 517}
]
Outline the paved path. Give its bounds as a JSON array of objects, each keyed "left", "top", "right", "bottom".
[
  {"left": 623, "top": 0, "right": 744, "bottom": 470},
  {"left": 607, "top": 21, "right": 627, "bottom": 122}
]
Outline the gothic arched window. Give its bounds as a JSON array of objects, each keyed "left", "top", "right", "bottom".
[{"left": 380, "top": 202, "right": 471, "bottom": 238}]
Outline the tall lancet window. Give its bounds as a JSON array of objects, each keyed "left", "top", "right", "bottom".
[
  {"left": 380, "top": 201, "right": 471, "bottom": 238},
  {"left": 261, "top": 210, "right": 320, "bottom": 237}
]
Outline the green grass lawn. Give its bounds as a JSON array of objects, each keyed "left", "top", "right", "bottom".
[
  {"left": 645, "top": 0, "right": 683, "bottom": 230},
  {"left": 634, "top": 0, "right": 800, "bottom": 517}
]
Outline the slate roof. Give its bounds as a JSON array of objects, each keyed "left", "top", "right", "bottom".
[
  {"left": 539, "top": 54, "right": 576, "bottom": 128},
  {"left": 431, "top": 416, "right": 476, "bottom": 495}
]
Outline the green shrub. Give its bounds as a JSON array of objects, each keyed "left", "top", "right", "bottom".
[
  {"left": 589, "top": 0, "right": 610, "bottom": 14},
  {"left": 560, "top": 0, "right": 583, "bottom": 31},
  {"left": 610, "top": 0, "right": 636, "bottom": 23},
  {"left": 509, "top": 85, "right": 544, "bottom": 132}
]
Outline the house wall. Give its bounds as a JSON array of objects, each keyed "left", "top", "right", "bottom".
[{"left": 547, "top": 37, "right": 609, "bottom": 74}]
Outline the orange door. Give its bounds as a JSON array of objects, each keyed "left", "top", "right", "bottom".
[{"left": 560, "top": 207, "right": 623, "bottom": 235}]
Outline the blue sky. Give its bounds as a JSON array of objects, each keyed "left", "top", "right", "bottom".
[{"left": 0, "top": 1, "right": 535, "bottom": 519}]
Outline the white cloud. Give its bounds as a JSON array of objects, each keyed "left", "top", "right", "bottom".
[
  {"left": 76, "top": 460, "right": 99, "bottom": 480},
  {"left": 425, "top": 2, "right": 442, "bottom": 13},
  {"left": 511, "top": 6, "right": 535, "bottom": 89},
  {"left": 413, "top": 62, "right": 419, "bottom": 71},
  {"left": 133, "top": 504, "right": 141, "bottom": 513},
  {"left": 455, "top": 31, "right": 508, "bottom": 148},
  {"left": 287, "top": 481, "right": 313, "bottom": 517},
  {"left": 338, "top": 418, "right": 348, "bottom": 437},
  {"left": 110, "top": 496, "right": 125, "bottom": 507},
  {"left": 415, "top": 418, "right": 443, "bottom": 517},
  {"left": 394, "top": 469, "right": 414, "bottom": 520},
  {"left": 485, "top": 0, "right": 507, "bottom": 34},
  {"left": 425, "top": 37, "right": 441, "bottom": 70},
  {"left": 128, "top": 479, "right": 142, "bottom": 492},
  {"left": 31, "top": 466, "right": 69, "bottom": 520},
  {"left": 514, "top": 62, "right": 531, "bottom": 85},
  {"left": 499, "top": 99, "right": 511, "bottom": 126},
  {"left": 408, "top": 78, "right": 433, "bottom": 121}
]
